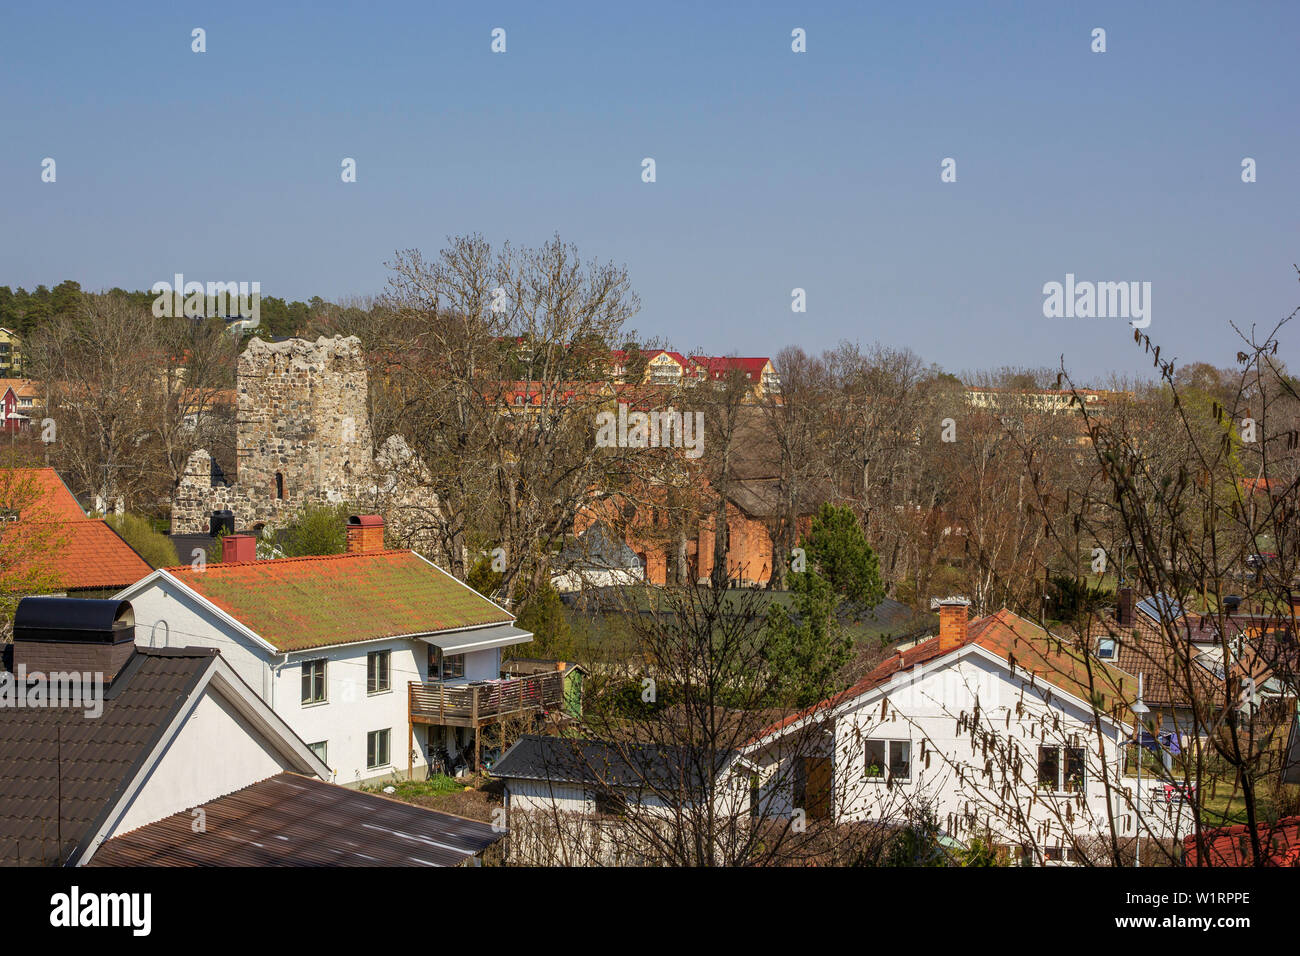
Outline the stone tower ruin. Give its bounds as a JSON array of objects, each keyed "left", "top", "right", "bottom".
[
  {"left": 172, "top": 335, "right": 426, "bottom": 538},
  {"left": 235, "top": 335, "right": 373, "bottom": 506}
]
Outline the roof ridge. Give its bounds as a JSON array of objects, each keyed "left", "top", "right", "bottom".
[
  {"left": 135, "top": 646, "right": 219, "bottom": 658},
  {"left": 166, "top": 548, "right": 411, "bottom": 572}
]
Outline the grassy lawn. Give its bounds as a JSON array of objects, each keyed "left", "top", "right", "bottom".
[
  {"left": 362, "top": 773, "right": 504, "bottom": 823},
  {"left": 364, "top": 775, "right": 463, "bottom": 801}
]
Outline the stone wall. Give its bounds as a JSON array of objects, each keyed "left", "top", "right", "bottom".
[
  {"left": 234, "top": 335, "right": 373, "bottom": 505},
  {"left": 171, "top": 336, "right": 442, "bottom": 557}
]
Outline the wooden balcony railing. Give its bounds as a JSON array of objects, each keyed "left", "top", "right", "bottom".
[{"left": 409, "top": 671, "right": 564, "bottom": 726}]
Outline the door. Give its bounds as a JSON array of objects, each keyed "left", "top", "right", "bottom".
[{"left": 795, "top": 756, "right": 833, "bottom": 820}]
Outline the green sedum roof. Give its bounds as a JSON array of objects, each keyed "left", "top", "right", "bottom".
[{"left": 165, "top": 550, "right": 512, "bottom": 652}]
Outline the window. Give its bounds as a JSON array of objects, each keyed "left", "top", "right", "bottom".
[
  {"left": 1038, "top": 746, "right": 1060, "bottom": 791},
  {"left": 864, "top": 739, "right": 910, "bottom": 783},
  {"left": 863, "top": 740, "right": 886, "bottom": 779},
  {"left": 1038, "top": 745, "right": 1087, "bottom": 793},
  {"left": 275, "top": 471, "right": 284, "bottom": 500},
  {"left": 591, "top": 788, "right": 627, "bottom": 817},
  {"left": 1096, "top": 637, "right": 1116, "bottom": 660},
  {"left": 367, "top": 729, "right": 390, "bottom": 769},
  {"left": 367, "top": 650, "right": 390, "bottom": 694},
  {"left": 889, "top": 741, "right": 911, "bottom": 782},
  {"left": 308, "top": 741, "right": 328, "bottom": 763},
  {"left": 431, "top": 647, "right": 465, "bottom": 680},
  {"left": 1064, "top": 747, "right": 1086, "bottom": 793},
  {"left": 301, "top": 659, "right": 326, "bottom": 704}
]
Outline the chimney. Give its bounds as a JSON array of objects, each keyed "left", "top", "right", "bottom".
[
  {"left": 346, "top": 514, "right": 385, "bottom": 554},
  {"left": 223, "top": 533, "right": 257, "bottom": 563},
  {"left": 12, "top": 597, "right": 137, "bottom": 685},
  {"left": 1117, "top": 587, "right": 1136, "bottom": 627},
  {"left": 937, "top": 598, "right": 970, "bottom": 653}
]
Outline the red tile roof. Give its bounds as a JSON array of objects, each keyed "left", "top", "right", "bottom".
[
  {"left": 1184, "top": 816, "right": 1300, "bottom": 866},
  {"left": 2, "top": 467, "right": 150, "bottom": 591},
  {"left": 162, "top": 550, "right": 514, "bottom": 652},
  {"left": 755, "top": 608, "right": 1134, "bottom": 742},
  {"left": 0, "top": 379, "right": 40, "bottom": 400},
  {"left": 49, "top": 521, "right": 153, "bottom": 591},
  {"left": 688, "top": 356, "right": 772, "bottom": 380},
  {"left": 3, "top": 467, "right": 86, "bottom": 521}
]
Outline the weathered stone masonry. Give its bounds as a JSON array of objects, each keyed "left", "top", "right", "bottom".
[{"left": 172, "top": 336, "right": 439, "bottom": 550}]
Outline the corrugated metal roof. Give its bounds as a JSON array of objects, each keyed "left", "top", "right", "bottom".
[{"left": 88, "top": 773, "right": 504, "bottom": 866}]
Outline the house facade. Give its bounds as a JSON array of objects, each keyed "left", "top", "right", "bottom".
[
  {"left": 749, "top": 601, "right": 1191, "bottom": 862},
  {"left": 0, "top": 328, "right": 21, "bottom": 376},
  {"left": 492, "top": 734, "right": 752, "bottom": 865},
  {"left": 0, "top": 597, "right": 331, "bottom": 866},
  {"left": 117, "top": 516, "right": 542, "bottom": 785},
  {"left": 1, "top": 596, "right": 505, "bottom": 867}
]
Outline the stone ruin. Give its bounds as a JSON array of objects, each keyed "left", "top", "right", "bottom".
[{"left": 171, "top": 335, "right": 441, "bottom": 553}]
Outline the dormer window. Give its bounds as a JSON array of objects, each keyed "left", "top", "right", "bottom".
[{"left": 1096, "top": 637, "right": 1116, "bottom": 660}]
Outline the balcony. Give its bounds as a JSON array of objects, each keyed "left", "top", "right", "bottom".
[{"left": 408, "top": 671, "right": 564, "bottom": 729}]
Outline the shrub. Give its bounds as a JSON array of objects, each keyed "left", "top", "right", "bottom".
[{"left": 106, "top": 513, "right": 179, "bottom": 569}]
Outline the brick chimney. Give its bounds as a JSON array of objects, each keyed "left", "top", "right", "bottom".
[
  {"left": 346, "top": 514, "right": 385, "bottom": 554},
  {"left": 1117, "top": 587, "right": 1136, "bottom": 627},
  {"left": 12, "top": 597, "right": 137, "bottom": 685},
  {"left": 223, "top": 534, "right": 256, "bottom": 563},
  {"left": 937, "top": 598, "right": 970, "bottom": 653}
]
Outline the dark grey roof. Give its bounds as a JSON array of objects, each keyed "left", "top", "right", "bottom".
[
  {"left": 491, "top": 734, "right": 736, "bottom": 793},
  {"left": 1285, "top": 717, "right": 1300, "bottom": 787},
  {"left": 88, "top": 772, "right": 503, "bottom": 867},
  {"left": 1137, "top": 593, "right": 1184, "bottom": 623},
  {"left": 557, "top": 523, "right": 643, "bottom": 571},
  {"left": 0, "top": 647, "right": 217, "bottom": 866}
]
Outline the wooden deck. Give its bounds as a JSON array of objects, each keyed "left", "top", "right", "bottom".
[
  {"left": 408, "top": 672, "right": 564, "bottom": 729},
  {"left": 408, "top": 672, "right": 565, "bottom": 774}
]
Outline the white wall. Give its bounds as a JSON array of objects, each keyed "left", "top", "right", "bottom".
[
  {"left": 754, "top": 649, "right": 1190, "bottom": 854},
  {"left": 129, "top": 581, "right": 271, "bottom": 696},
  {"left": 104, "top": 684, "right": 299, "bottom": 838},
  {"left": 462, "top": 647, "right": 500, "bottom": 682},
  {"left": 274, "top": 637, "right": 428, "bottom": 785},
  {"left": 129, "top": 578, "right": 430, "bottom": 785}
]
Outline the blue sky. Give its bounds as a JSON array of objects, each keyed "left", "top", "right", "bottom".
[{"left": 2, "top": 1, "right": 1296, "bottom": 381}]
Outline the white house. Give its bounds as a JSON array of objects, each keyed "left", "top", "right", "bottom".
[
  {"left": 0, "top": 596, "right": 507, "bottom": 867},
  {"left": 116, "top": 516, "right": 536, "bottom": 786},
  {"left": 747, "top": 600, "right": 1192, "bottom": 863},
  {"left": 491, "top": 734, "right": 753, "bottom": 865}
]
